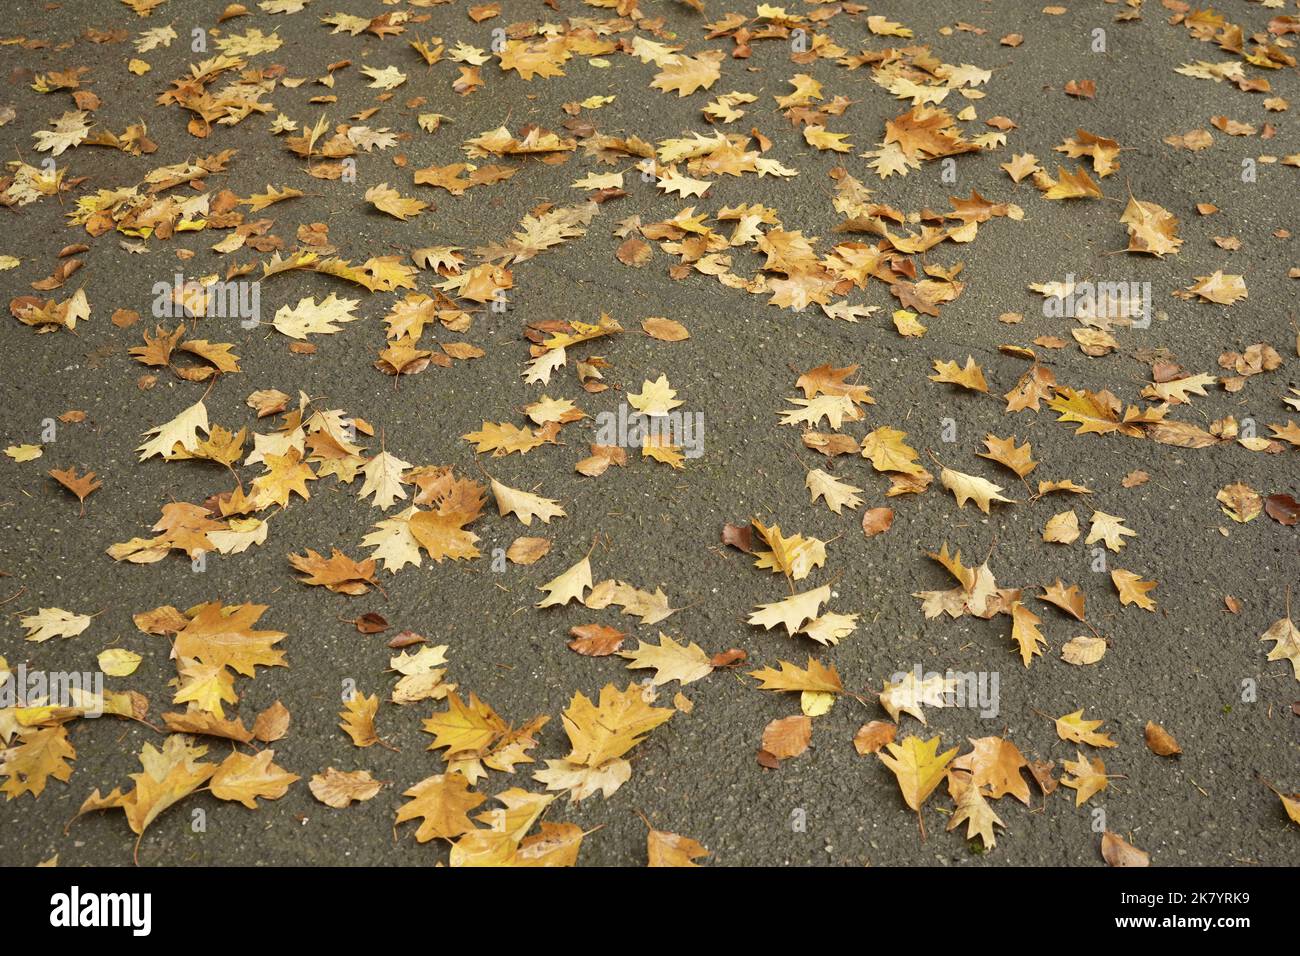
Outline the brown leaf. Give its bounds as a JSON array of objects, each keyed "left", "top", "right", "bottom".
[
  {"left": 1101, "top": 831, "right": 1150, "bottom": 867},
  {"left": 49, "top": 466, "right": 101, "bottom": 512},
  {"left": 721, "top": 522, "right": 753, "bottom": 552},
  {"left": 762, "top": 715, "right": 812, "bottom": 760},
  {"left": 1143, "top": 720, "right": 1181, "bottom": 757},
  {"left": 853, "top": 720, "right": 897, "bottom": 755},
  {"left": 641, "top": 316, "right": 689, "bottom": 341},
  {"left": 253, "top": 701, "right": 291, "bottom": 743},
  {"left": 861, "top": 507, "right": 894, "bottom": 537},
  {"left": 567, "top": 623, "right": 626, "bottom": 657},
  {"left": 1265, "top": 494, "right": 1300, "bottom": 525},
  {"left": 506, "top": 536, "right": 550, "bottom": 565}
]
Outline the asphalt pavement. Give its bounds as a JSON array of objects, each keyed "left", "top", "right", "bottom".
[{"left": 1, "top": 0, "right": 1298, "bottom": 866}]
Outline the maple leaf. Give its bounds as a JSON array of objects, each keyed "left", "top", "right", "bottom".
[
  {"left": 535, "top": 684, "right": 673, "bottom": 801},
  {"left": 618, "top": 633, "right": 713, "bottom": 686},
  {"left": 1, "top": 725, "right": 75, "bottom": 799},
  {"left": 1086, "top": 511, "right": 1136, "bottom": 551},
  {"left": 1005, "top": 365, "right": 1057, "bottom": 412},
  {"left": 20, "top": 607, "right": 93, "bottom": 643},
  {"left": 1055, "top": 709, "right": 1117, "bottom": 748},
  {"left": 940, "top": 467, "right": 1014, "bottom": 513},
  {"left": 462, "top": 421, "right": 549, "bottom": 457},
  {"left": 930, "top": 356, "right": 988, "bottom": 393},
  {"left": 748, "top": 657, "right": 843, "bottom": 694},
  {"left": 252, "top": 447, "right": 316, "bottom": 508},
  {"left": 627, "top": 374, "right": 684, "bottom": 416},
  {"left": 552, "top": 683, "right": 674, "bottom": 768},
  {"left": 137, "top": 399, "right": 209, "bottom": 460},
  {"left": 879, "top": 735, "right": 958, "bottom": 812},
  {"left": 1120, "top": 194, "right": 1183, "bottom": 257},
  {"left": 536, "top": 556, "right": 592, "bottom": 608},
  {"left": 1260, "top": 615, "right": 1300, "bottom": 679},
  {"left": 359, "top": 65, "right": 406, "bottom": 90},
  {"left": 448, "top": 788, "right": 558, "bottom": 866},
  {"left": 860, "top": 427, "right": 926, "bottom": 476},
  {"left": 947, "top": 772, "right": 1005, "bottom": 849},
  {"left": 647, "top": 829, "right": 710, "bottom": 867},
  {"left": 271, "top": 294, "right": 360, "bottom": 339},
  {"left": 75, "top": 736, "right": 217, "bottom": 844},
  {"left": 1009, "top": 602, "right": 1047, "bottom": 666},
  {"left": 339, "top": 693, "right": 385, "bottom": 748},
  {"left": 48, "top": 466, "right": 101, "bottom": 514},
  {"left": 173, "top": 658, "right": 238, "bottom": 718},
  {"left": 1061, "top": 750, "right": 1108, "bottom": 806},
  {"left": 210, "top": 750, "right": 299, "bottom": 809},
  {"left": 395, "top": 771, "right": 484, "bottom": 842},
  {"left": 1055, "top": 129, "right": 1120, "bottom": 176},
  {"left": 289, "top": 548, "right": 378, "bottom": 595},
  {"left": 491, "top": 478, "right": 565, "bottom": 525},
  {"left": 499, "top": 37, "right": 571, "bottom": 81},
  {"left": 173, "top": 601, "right": 287, "bottom": 677},
  {"left": 365, "top": 183, "right": 428, "bottom": 221},
  {"left": 393, "top": 479, "right": 486, "bottom": 566},
  {"left": 361, "top": 507, "right": 424, "bottom": 572},
  {"left": 978, "top": 435, "right": 1036, "bottom": 478},
  {"left": 1046, "top": 388, "right": 1131, "bottom": 436},
  {"left": 748, "top": 585, "right": 830, "bottom": 636},
  {"left": 1112, "top": 569, "right": 1157, "bottom": 610},
  {"left": 951, "top": 736, "right": 1031, "bottom": 805},
  {"left": 880, "top": 670, "right": 955, "bottom": 724},
  {"left": 422, "top": 691, "right": 506, "bottom": 759},
  {"left": 651, "top": 50, "right": 724, "bottom": 97},
  {"left": 357, "top": 450, "right": 410, "bottom": 510},
  {"left": 806, "top": 468, "right": 863, "bottom": 513}
]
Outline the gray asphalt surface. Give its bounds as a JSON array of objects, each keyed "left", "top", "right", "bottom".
[{"left": 1, "top": 0, "right": 1298, "bottom": 866}]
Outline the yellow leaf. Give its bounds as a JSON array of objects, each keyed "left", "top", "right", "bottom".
[
  {"left": 878, "top": 735, "right": 957, "bottom": 811},
  {"left": 97, "top": 648, "right": 142, "bottom": 677},
  {"left": 1112, "top": 568, "right": 1157, "bottom": 610},
  {"left": 210, "top": 749, "right": 299, "bottom": 808},
  {"left": 536, "top": 555, "right": 592, "bottom": 608},
  {"left": 1054, "top": 708, "right": 1117, "bottom": 748},
  {"left": 929, "top": 356, "right": 988, "bottom": 392},
  {"left": 748, "top": 657, "right": 843, "bottom": 694},
  {"left": 747, "top": 585, "right": 830, "bottom": 636},
  {"left": 618, "top": 633, "right": 713, "bottom": 686},
  {"left": 647, "top": 829, "right": 710, "bottom": 866},
  {"left": 940, "top": 466, "right": 1015, "bottom": 513},
  {"left": 395, "top": 771, "right": 484, "bottom": 842}
]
